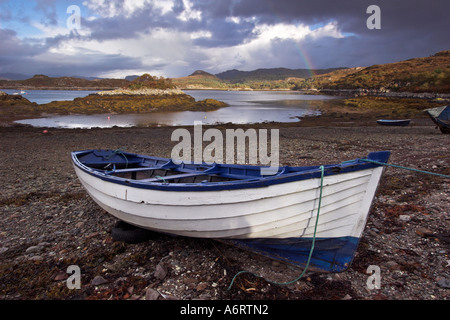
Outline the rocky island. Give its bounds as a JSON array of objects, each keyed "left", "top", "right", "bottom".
[{"left": 0, "top": 74, "right": 227, "bottom": 121}]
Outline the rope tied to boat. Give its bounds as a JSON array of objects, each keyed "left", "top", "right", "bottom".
[
  {"left": 360, "top": 159, "right": 450, "bottom": 179},
  {"left": 227, "top": 157, "right": 448, "bottom": 291},
  {"left": 155, "top": 175, "right": 169, "bottom": 184},
  {"left": 227, "top": 165, "right": 325, "bottom": 291},
  {"left": 104, "top": 149, "right": 129, "bottom": 169}
]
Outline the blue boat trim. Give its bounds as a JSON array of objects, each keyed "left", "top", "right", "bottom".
[
  {"left": 71, "top": 150, "right": 391, "bottom": 192},
  {"left": 219, "top": 236, "right": 360, "bottom": 273}
]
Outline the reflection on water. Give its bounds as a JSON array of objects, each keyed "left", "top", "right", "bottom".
[
  {"left": 14, "top": 90, "right": 337, "bottom": 128},
  {"left": 2, "top": 89, "right": 98, "bottom": 104}
]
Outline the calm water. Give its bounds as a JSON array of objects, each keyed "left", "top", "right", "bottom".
[
  {"left": 3, "top": 89, "right": 98, "bottom": 104},
  {"left": 13, "top": 90, "right": 337, "bottom": 128}
]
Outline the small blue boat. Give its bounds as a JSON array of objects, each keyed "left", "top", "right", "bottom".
[
  {"left": 377, "top": 119, "right": 411, "bottom": 126},
  {"left": 72, "top": 149, "right": 390, "bottom": 273}
]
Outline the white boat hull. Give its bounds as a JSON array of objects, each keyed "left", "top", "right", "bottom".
[{"left": 73, "top": 164, "right": 384, "bottom": 240}]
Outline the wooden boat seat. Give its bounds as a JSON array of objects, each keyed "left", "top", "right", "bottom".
[
  {"left": 103, "top": 166, "right": 166, "bottom": 174},
  {"left": 140, "top": 172, "right": 213, "bottom": 183}
]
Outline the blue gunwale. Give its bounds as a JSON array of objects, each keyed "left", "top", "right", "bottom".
[{"left": 71, "top": 150, "right": 390, "bottom": 192}]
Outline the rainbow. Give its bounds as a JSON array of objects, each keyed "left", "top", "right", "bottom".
[
  {"left": 293, "top": 43, "right": 316, "bottom": 78},
  {"left": 265, "top": 1, "right": 316, "bottom": 78}
]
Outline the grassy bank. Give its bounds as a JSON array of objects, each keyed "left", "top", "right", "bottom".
[{"left": 311, "top": 96, "right": 446, "bottom": 119}]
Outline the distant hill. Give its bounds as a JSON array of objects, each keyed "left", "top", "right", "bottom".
[
  {"left": 311, "top": 50, "right": 450, "bottom": 93},
  {"left": 293, "top": 67, "right": 367, "bottom": 90},
  {"left": 0, "top": 74, "right": 130, "bottom": 90},
  {"left": 3, "top": 50, "right": 448, "bottom": 93},
  {"left": 126, "top": 73, "right": 177, "bottom": 90},
  {"left": 173, "top": 51, "right": 450, "bottom": 93},
  {"left": 0, "top": 73, "right": 106, "bottom": 81},
  {"left": 125, "top": 75, "right": 140, "bottom": 81},
  {"left": 189, "top": 70, "right": 217, "bottom": 77},
  {"left": 0, "top": 73, "right": 30, "bottom": 81},
  {"left": 215, "top": 67, "right": 347, "bottom": 83},
  {"left": 172, "top": 70, "right": 229, "bottom": 89},
  {"left": 173, "top": 68, "right": 349, "bottom": 90}
]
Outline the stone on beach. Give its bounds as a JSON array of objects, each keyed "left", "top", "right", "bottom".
[{"left": 91, "top": 276, "right": 108, "bottom": 286}]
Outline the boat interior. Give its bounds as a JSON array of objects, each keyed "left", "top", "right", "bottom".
[
  {"left": 75, "top": 149, "right": 359, "bottom": 184},
  {"left": 78, "top": 150, "right": 271, "bottom": 183},
  {"left": 108, "top": 160, "right": 239, "bottom": 184}
]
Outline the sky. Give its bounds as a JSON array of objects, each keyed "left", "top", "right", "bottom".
[{"left": 0, "top": 0, "right": 449, "bottom": 79}]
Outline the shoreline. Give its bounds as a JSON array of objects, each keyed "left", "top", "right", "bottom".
[
  {"left": 3, "top": 85, "right": 450, "bottom": 98},
  {"left": 4, "top": 108, "right": 435, "bottom": 130},
  {"left": 0, "top": 110, "right": 439, "bottom": 130},
  {"left": 1, "top": 91, "right": 446, "bottom": 129}
]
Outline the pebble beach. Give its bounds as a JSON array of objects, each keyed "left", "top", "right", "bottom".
[{"left": 0, "top": 113, "right": 449, "bottom": 301}]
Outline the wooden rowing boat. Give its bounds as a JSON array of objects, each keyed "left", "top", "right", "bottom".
[{"left": 72, "top": 149, "right": 390, "bottom": 272}]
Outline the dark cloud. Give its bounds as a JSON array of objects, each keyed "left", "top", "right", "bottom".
[
  {"left": 0, "top": 28, "right": 43, "bottom": 60},
  {"left": 40, "top": 53, "right": 146, "bottom": 77},
  {"left": 210, "top": 0, "right": 448, "bottom": 69},
  {"left": 0, "top": 50, "right": 146, "bottom": 77},
  {"left": 0, "top": 0, "right": 448, "bottom": 77},
  {"left": 0, "top": 27, "right": 145, "bottom": 77},
  {"left": 82, "top": 5, "right": 175, "bottom": 41},
  {"left": 193, "top": 0, "right": 449, "bottom": 57},
  {"left": 226, "top": 0, "right": 448, "bottom": 32},
  {"left": 193, "top": 19, "right": 256, "bottom": 48}
]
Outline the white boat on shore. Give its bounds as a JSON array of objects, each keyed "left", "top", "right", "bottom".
[{"left": 72, "top": 149, "right": 390, "bottom": 272}]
